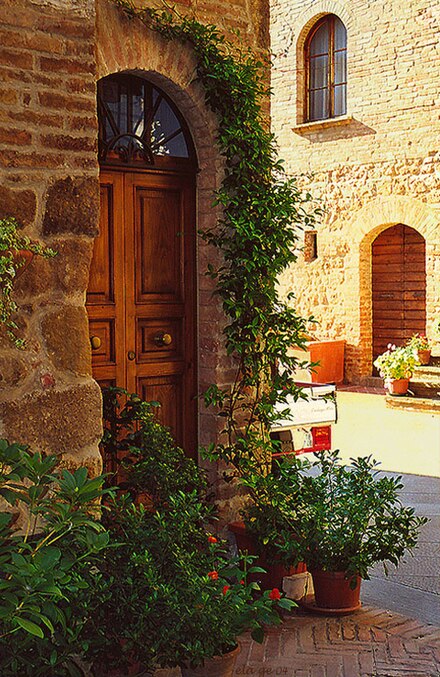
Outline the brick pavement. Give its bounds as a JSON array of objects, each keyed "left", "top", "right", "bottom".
[{"left": 235, "top": 606, "right": 440, "bottom": 677}]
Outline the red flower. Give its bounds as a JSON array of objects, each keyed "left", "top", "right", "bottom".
[
  {"left": 208, "top": 536, "right": 218, "bottom": 543},
  {"left": 222, "top": 585, "right": 230, "bottom": 595},
  {"left": 240, "top": 579, "right": 245, "bottom": 585},
  {"left": 269, "top": 588, "right": 281, "bottom": 600},
  {"left": 208, "top": 571, "right": 219, "bottom": 580}
]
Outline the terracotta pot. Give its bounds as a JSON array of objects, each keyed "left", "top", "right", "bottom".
[
  {"left": 229, "top": 521, "right": 306, "bottom": 590},
  {"left": 386, "top": 378, "right": 410, "bottom": 395},
  {"left": 417, "top": 349, "right": 431, "bottom": 366},
  {"left": 181, "top": 644, "right": 240, "bottom": 677},
  {"left": 310, "top": 569, "right": 361, "bottom": 610}
]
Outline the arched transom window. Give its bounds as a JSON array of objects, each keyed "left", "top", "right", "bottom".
[
  {"left": 97, "top": 73, "right": 196, "bottom": 167},
  {"left": 305, "top": 15, "right": 347, "bottom": 122}
]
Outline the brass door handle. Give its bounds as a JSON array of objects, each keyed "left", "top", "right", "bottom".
[
  {"left": 154, "top": 332, "right": 172, "bottom": 347},
  {"left": 127, "top": 350, "right": 136, "bottom": 361},
  {"left": 90, "top": 336, "right": 102, "bottom": 350}
]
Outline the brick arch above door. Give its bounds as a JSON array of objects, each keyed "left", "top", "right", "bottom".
[{"left": 94, "top": 1, "right": 235, "bottom": 469}]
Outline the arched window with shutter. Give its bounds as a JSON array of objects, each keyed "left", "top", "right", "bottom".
[{"left": 305, "top": 15, "right": 347, "bottom": 122}]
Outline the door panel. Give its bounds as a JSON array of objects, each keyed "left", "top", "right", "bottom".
[
  {"left": 86, "top": 169, "right": 197, "bottom": 456},
  {"left": 86, "top": 173, "right": 126, "bottom": 389},
  {"left": 372, "top": 224, "right": 426, "bottom": 367}
]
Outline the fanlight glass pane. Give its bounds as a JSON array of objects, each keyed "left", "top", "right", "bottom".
[
  {"left": 98, "top": 75, "right": 192, "bottom": 165},
  {"left": 334, "top": 17, "right": 347, "bottom": 51},
  {"left": 310, "top": 22, "right": 329, "bottom": 57}
]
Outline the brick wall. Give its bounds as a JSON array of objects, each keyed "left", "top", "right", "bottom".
[
  {"left": 0, "top": 0, "right": 102, "bottom": 474},
  {"left": 271, "top": 0, "right": 440, "bottom": 381}
]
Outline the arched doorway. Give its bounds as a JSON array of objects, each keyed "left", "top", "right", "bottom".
[
  {"left": 86, "top": 73, "right": 198, "bottom": 455},
  {"left": 372, "top": 224, "right": 426, "bottom": 367}
]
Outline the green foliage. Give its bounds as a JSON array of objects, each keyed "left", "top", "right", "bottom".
[
  {"left": 0, "top": 439, "right": 110, "bottom": 676},
  {"left": 111, "top": 0, "right": 321, "bottom": 472},
  {"left": 250, "top": 450, "right": 428, "bottom": 580},
  {"left": 0, "top": 216, "right": 56, "bottom": 349},
  {"left": 101, "top": 387, "right": 207, "bottom": 504},
  {"left": 88, "top": 390, "right": 295, "bottom": 673}
]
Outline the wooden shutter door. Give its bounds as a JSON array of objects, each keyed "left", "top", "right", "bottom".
[{"left": 372, "top": 224, "right": 426, "bottom": 365}]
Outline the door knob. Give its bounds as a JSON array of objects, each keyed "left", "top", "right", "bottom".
[
  {"left": 127, "top": 350, "right": 136, "bottom": 361},
  {"left": 154, "top": 332, "right": 172, "bottom": 347},
  {"left": 90, "top": 336, "right": 102, "bottom": 350}
]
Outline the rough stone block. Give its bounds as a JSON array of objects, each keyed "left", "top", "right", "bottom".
[
  {"left": 0, "top": 185, "right": 37, "bottom": 225},
  {"left": 41, "top": 305, "right": 92, "bottom": 376},
  {"left": 0, "top": 381, "right": 103, "bottom": 456},
  {"left": 42, "top": 176, "right": 99, "bottom": 237}
]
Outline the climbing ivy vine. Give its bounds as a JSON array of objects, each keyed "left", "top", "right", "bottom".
[{"left": 112, "top": 0, "right": 322, "bottom": 472}]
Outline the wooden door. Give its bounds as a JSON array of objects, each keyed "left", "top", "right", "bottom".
[
  {"left": 372, "top": 224, "right": 426, "bottom": 366},
  {"left": 86, "top": 169, "right": 197, "bottom": 455}
]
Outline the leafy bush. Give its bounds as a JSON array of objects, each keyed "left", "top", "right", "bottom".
[
  {"left": 257, "top": 450, "right": 428, "bottom": 579},
  {"left": 87, "top": 389, "right": 294, "bottom": 674},
  {"left": 0, "top": 439, "right": 110, "bottom": 676}
]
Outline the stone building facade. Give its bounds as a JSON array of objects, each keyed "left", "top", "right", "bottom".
[
  {"left": 0, "top": 0, "right": 268, "bottom": 514},
  {"left": 271, "top": 0, "right": 440, "bottom": 382}
]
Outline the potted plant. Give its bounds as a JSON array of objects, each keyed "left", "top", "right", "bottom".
[
  {"left": 406, "top": 333, "right": 432, "bottom": 366},
  {"left": 0, "top": 438, "right": 110, "bottom": 676},
  {"left": 0, "top": 216, "right": 56, "bottom": 348},
  {"left": 230, "top": 464, "right": 307, "bottom": 590},
  {"left": 279, "top": 450, "right": 427, "bottom": 612},
  {"left": 373, "top": 343, "right": 419, "bottom": 394},
  {"left": 88, "top": 494, "right": 294, "bottom": 677}
]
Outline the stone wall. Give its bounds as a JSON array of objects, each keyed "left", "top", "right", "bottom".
[
  {"left": 0, "top": 0, "right": 102, "bottom": 473},
  {"left": 0, "top": 0, "right": 269, "bottom": 515},
  {"left": 271, "top": 0, "right": 440, "bottom": 381}
]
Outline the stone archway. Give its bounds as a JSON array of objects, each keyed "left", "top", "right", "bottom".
[
  {"left": 353, "top": 197, "right": 439, "bottom": 378},
  {"left": 95, "top": 0, "right": 231, "bottom": 467}
]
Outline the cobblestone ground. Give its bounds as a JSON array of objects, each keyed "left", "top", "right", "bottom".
[{"left": 236, "top": 606, "right": 440, "bottom": 677}]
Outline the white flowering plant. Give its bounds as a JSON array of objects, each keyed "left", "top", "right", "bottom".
[
  {"left": 373, "top": 344, "right": 419, "bottom": 382},
  {"left": 406, "top": 334, "right": 430, "bottom": 352}
]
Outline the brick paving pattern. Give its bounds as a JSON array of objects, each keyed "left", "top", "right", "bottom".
[{"left": 236, "top": 606, "right": 440, "bottom": 677}]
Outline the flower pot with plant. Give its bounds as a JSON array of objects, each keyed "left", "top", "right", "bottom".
[
  {"left": 406, "top": 333, "right": 432, "bottom": 366},
  {"left": 373, "top": 344, "right": 419, "bottom": 395},
  {"left": 87, "top": 389, "right": 295, "bottom": 676},
  {"left": 0, "top": 216, "right": 56, "bottom": 348},
  {"left": 278, "top": 450, "right": 427, "bottom": 613},
  {"left": 230, "top": 463, "right": 307, "bottom": 590}
]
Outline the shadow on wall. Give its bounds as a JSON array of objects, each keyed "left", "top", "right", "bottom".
[{"left": 293, "top": 118, "right": 376, "bottom": 143}]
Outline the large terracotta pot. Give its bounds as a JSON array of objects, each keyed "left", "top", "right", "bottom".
[
  {"left": 386, "top": 378, "right": 410, "bottom": 395},
  {"left": 181, "top": 644, "right": 240, "bottom": 677},
  {"left": 417, "top": 349, "right": 431, "bottom": 366},
  {"left": 229, "top": 521, "right": 306, "bottom": 590},
  {"left": 310, "top": 569, "right": 361, "bottom": 611}
]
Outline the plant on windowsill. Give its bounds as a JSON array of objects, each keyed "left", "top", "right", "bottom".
[
  {"left": 406, "top": 333, "right": 432, "bottom": 366},
  {"left": 270, "top": 450, "right": 427, "bottom": 612},
  {"left": 0, "top": 216, "right": 56, "bottom": 349},
  {"left": 373, "top": 344, "right": 419, "bottom": 395}
]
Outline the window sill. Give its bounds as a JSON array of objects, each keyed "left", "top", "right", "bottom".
[{"left": 292, "top": 115, "right": 354, "bottom": 134}]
